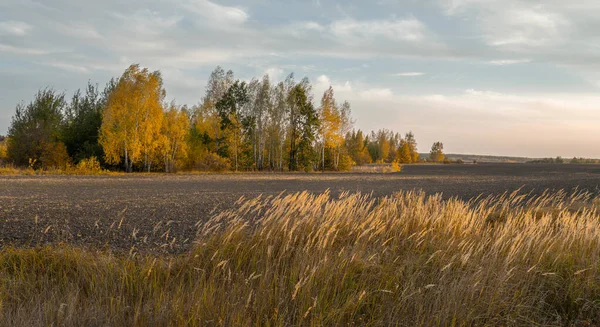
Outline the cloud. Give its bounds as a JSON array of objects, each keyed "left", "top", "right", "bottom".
[
  {"left": 44, "top": 62, "right": 90, "bottom": 73},
  {"left": 308, "top": 73, "right": 600, "bottom": 157},
  {"left": 315, "top": 75, "right": 353, "bottom": 94},
  {"left": 181, "top": 0, "right": 248, "bottom": 25},
  {"left": 0, "top": 20, "right": 32, "bottom": 36},
  {"left": 0, "top": 43, "right": 50, "bottom": 55},
  {"left": 435, "top": 0, "right": 600, "bottom": 79},
  {"left": 359, "top": 88, "right": 393, "bottom": 100},
  {"left": 483, "top": 7, "right": 569, "bottom": 48},
  {"left": 393, "top": 72, "right": 425, "bottom": 77},
  {"left": 330, "top": 18, "right": 427, "bottom": 42},
  {"left": 2, "top": 0, "right": 600, "bottom": 156},
  {"left": 333, "top": 84, "right": 600, "bottom": 157},
  {"left": 265, "top": 67, "right": 284, "bottom": 81},
  {"left": 487, "top": 59, "right": 531, "bottom": 65}
]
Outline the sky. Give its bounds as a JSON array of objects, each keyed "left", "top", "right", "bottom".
[{"left": 1, "top": 0, "right": 600, "bottom": 158}]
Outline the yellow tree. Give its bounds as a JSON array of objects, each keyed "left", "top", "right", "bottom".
[
  {"left": 99, "top": 64, "right": 165, "bottom": 172},
  {"left": 0, "top": 137, "right": 7, "bottom": 164},
  {"left": 318, "top": 87, "right": 341, "bottom": 170},
  {"left": 157, "top": 103, "right": 189, "bottom": 173}
]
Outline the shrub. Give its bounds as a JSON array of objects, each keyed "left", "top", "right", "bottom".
[
  {"left": 193, "top": 152, "right": 231, "bottom": 172},
  {"left": 0, "top": 137, "right": 7, "bottom": 165},
  {"left": 40, "top": 141, "right": 70, "bottom": 170},
  {"left": 383, "top": 161, "right": 402, "bottom": 173},
  {"left": 73, "top": 156, "right": 103, "bottom": 174},
  {"left": 337, "top": 153, "right": 354, "bottom": 172}
]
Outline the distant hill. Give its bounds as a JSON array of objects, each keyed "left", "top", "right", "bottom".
[{"left": 421, "top": 153, "right": 534, "bottom": 163}]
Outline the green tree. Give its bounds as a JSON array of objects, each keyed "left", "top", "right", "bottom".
[
  {"left": 216, "top": 80, "right": 249, "bottom": 171},
  {"left": 429, "top": 142, "right": 445, "bottom": 163},
  {"left": 63, "top": 81, "right": 115, "bottom": 163},
  {"left": 288, "top": 79, "right": 319, "bottom": 171},
  {"left": 7, "top": 89, "right": 68, "bottom": 169},
  {"left": 346, "top": 130, "right": 372, "bottom": 166}
]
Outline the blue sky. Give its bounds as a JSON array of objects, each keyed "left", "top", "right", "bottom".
[{"left": 1, "top": 0, "right": 600, "bottom": 157}]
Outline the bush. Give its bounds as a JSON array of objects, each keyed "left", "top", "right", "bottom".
[
  {"left": 40, "top": 141, "right": 70, "bottom": 170},
  {"left": 337, "top": 153, "right": 354, "bottom": 172},
  {"left": 0, "top": 137, "right": 7, "bottom": 165},
  {"left": 73, "top": 156, "right": 103, "bottom": 174},
  {"left": 383, "top": 161, "right": 402, "bottom": 173},
  {"left": 193, "top": 152, "right": 231, "bottom": 172}
]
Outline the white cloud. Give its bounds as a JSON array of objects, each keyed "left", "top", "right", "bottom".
[
  {"left": 265, "top": 67, "right": 284, "bottom": 81},
  {"left": 315, "top": 75, "right": 353, "bottom": 94},
  {"left": 393, "top": 72, "right": 425, "bottom": 77},
  {"left": 330, "top": 18, "right": 427, "bottom": 42},
  {"left": 487, "top": 59, "right": 531, "bottom": 65},
  {"left": 0, "top": 20, "right": 32, "bottom": 36},
  {"left": 0, "top": 43, "right": 50, "bottom": 55},
  {"left": 441, "top": 1, "right": 572, "bottom": 50},
  {"left": 181, "top": 0, "right": 248, "bottom": 25},
  {"left": 336, "top": 85, "right": 600, "bottom": 157},
  {"left": 359, "top": 88, "right": 393, "bottom": 100},
  {"left": 484, "top": 7, "right": 569, "bottom": 47},
  {"left": 45, "top": 62, "right": 90, "bottom": 73}
]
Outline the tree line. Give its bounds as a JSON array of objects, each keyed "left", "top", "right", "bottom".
[{"left": 1, "top": 64, "right": 448, "bottom": 172}]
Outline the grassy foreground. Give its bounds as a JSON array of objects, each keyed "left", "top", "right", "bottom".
[{"left": 1, "top": 191, "right": 600, "bottom": 326}]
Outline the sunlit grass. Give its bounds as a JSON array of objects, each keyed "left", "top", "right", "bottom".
[{"left": 1, "top": 190, "right": 600, "bottom": 326}]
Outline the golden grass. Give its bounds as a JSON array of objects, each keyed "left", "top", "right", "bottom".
[
  {"left": 351, "top": 163, "right": 403, "bottom": 174},
  {"left": 0, "top": 165, "right": 122, "bottom": 176},
  {"left": 2, "top": 190, "right": 600, "bottom": 326}
]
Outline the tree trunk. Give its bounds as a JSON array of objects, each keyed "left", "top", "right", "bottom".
[
  {"left": 124, "top": 146, "right": 131, "bottom": 173},
  {"left": 322, "top": 143, "right": 325, "bottom": 172}
]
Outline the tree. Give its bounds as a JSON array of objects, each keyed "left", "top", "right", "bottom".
[
  {"left": 346, "top": 130, "right": 372, "bottom": 166},
  {"left": 377, "top": 130, "right": 391, "bottom": 163},
  {"left": 99, "top": 64, "right": 165, "bottom": 172},
  {"left": 335, "top": 101, "right": 353, "bottom": 170},
  {"left": 0, "top": 136, "right": 6, "bottom": 164},
  {"left": 63, "top": 81, "right": 114, "bottom": 163},
  {"left": 288, "top": 78, "right": 319, "bottom": 171},
  {"left": 429, "top": 142, "right": 445, "bottom": 163},
  {"left": 7, "top": 89, "right": 68, "bottom": 169},
  {"left": 249, "top": 75, "right": 272, "bottom": 170},
  {"left": 397, "top": 139, "right": 412, "bottom": 164},
  {"left": 216, "top": 80, "right": 249, "bottom": 171},
  {"left": 405, "top": 132, "right": 420, "bottom": 163},
  {"left": 318, "top": 86, "right": 339, "bottom": 170},
  {"left": 266, "top": 79, "right": 290, "bottom": 171},
  {"left": 202, "top": 66, "right": 234, "bottom": 154},
  {"left": 158, "top": 103, "right": 190, "bottom": 173}
]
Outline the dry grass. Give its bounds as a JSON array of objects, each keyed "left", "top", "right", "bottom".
[
  {"left": 351, "top": 163, "right": 402, "bottom": 174},
  {"left": 0, "top": 164, "right": 121, "bottom": 176},
  {"left": 2, "top": 190, "right": 600, "bottom": 326}
]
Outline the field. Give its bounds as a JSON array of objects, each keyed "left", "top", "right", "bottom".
[
  {"left": 2, "top": 164, "right": 600, "bottom": 253},
  {"left": 3, "top": 164, "right": 600, "bottom": 325}
]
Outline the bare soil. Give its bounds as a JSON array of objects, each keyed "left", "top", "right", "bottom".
[{"left": 1, "top": 163, "right": 600, "bottom": 253}]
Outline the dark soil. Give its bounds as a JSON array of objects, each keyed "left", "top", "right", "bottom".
[{"left": 2, "top": 164, "right": 600, "bottom": 253}]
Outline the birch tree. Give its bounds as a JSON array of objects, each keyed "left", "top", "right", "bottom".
[
  {"left": 159, "top": 103, "right": 190, "bottom": 172},
  {"left": 99, "top": 64, "right": 165, "bottom": 172}
]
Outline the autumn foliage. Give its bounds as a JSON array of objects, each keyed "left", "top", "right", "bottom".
[{"left": 4, "top": 64, "right": 433, "bottom": 172}]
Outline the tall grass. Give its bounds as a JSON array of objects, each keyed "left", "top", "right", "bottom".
[{"left": 1, "top": 190, "right": 600, "bottom": 326}]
